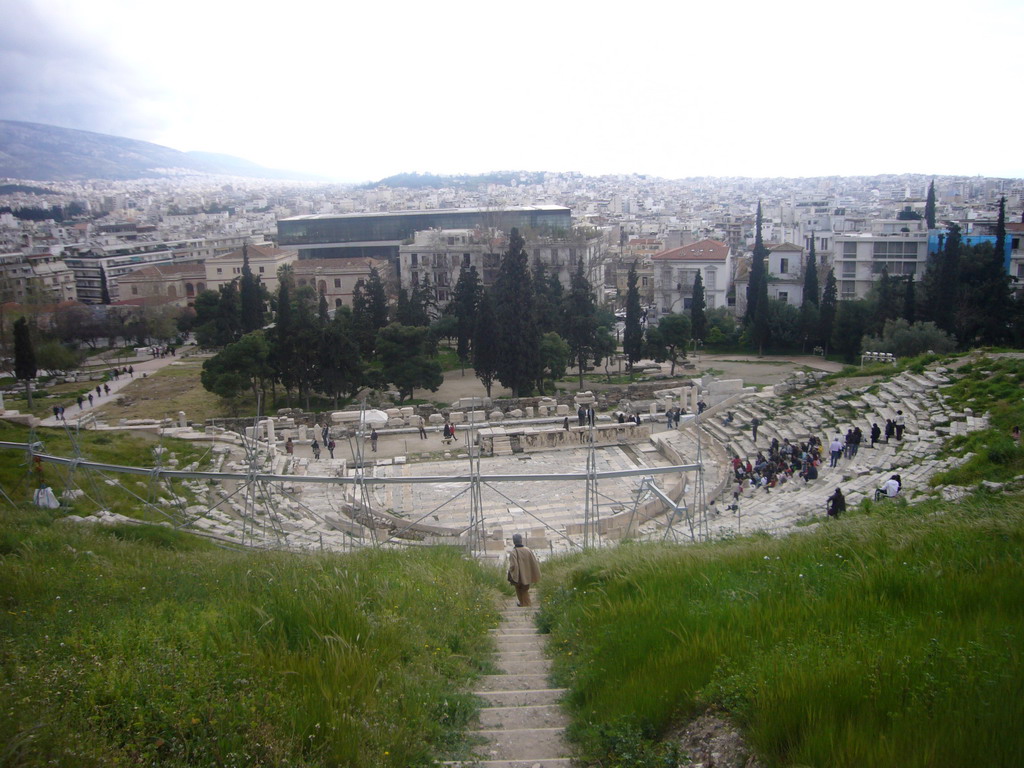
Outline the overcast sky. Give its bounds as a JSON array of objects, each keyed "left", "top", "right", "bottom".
[{"left": 3, "top": 0, "right": 1022, "bottom": 182}]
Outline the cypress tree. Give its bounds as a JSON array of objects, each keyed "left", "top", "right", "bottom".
[
  {"left": 690, "top": 271, "right": 707, "bottom": 342},
  {"left": 995, "top": 196, "right": 1007, "bottom": 267},
  {"left": 240, "top": 244, "right": 264, "bottom": 333},
  {"left": 451, "top": 264, "right": 481, "bottom": 369},
  {"left": 473, "top": 289, "right": 499, "bottom": 397},
  {"left": 925, "top": 180, "right": 936, "bottom": 229},
  {"left": 932, "top": 223, "right": 961, "bottom": 335},
  {"left": 799, "top": 239, "right": 820, "bottom": 351},
  {"left": 13, "top": 317, "right": 36, "bottom": 408},
  {"left": 746, "top": 201, "right": 769, "bottom": 328},
  {"left": 492, "top": 228, "right": 541, "bottom": 397},
  {"left": 365, "top": 267, "right": 390, "bottom": 331},
  {"left": 819, "top": 268, "right": 838, "bottom": 354},
  {"left": 903, "top": 274, "right": 916, "bottom": 324},
  {"left": 564, "top": 261, "right": 598, "bottom": 390},
  {"left": 623, "top": 261, "right": 644, "bottom": 368},
  {"left": 99, "top": 267, "right": 111, "bottom": 305}
]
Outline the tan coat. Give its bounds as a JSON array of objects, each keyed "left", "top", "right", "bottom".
[{"left": 507, "top": 546, "right": 541, "bottom": 586}]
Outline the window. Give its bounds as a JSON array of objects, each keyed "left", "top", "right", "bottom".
[
  {"left": 842, "top": 262, "right": 856, "bottom": 278},
  {"left": 259, "top": 266, "right": 265, "bottom": 273},
  {"left": 411, "top": 254, "right": 418, "bottom": 266},
  {"left": 131, "top": 286, "right": 138, "bottom": 295},
  {"left": 778, "top": 291, "right": 788, "bottom": 303},
  {"left": 843, "top": 242, "right": 858, "bottom": 258},
  {"left": 841, "top": 280, "right": 856, "bottom": 297},
  {"left": 463, "top": 253, "right": 471, "bottom": 265},
  {"left": 335, "top": 299, "right": 343, "bottom": 307},
  {"left": 216, "top": 268, "right": 222, "bottom": 274},
  {"left": 873, "top": 242, "right": 919, "bottom": 259},
  {"left": 334, "top": 278, "right": 341, "bottom": 288},
  {"left": 780, "top": 258, "right": 789, "bottom": 274}
]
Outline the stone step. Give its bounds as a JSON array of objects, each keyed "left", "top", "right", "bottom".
[
  {"left": 494, "top": 636, "right": 546, "bottom": 651},
  {"left": 471, "top": 728, "right": 568, "bottom": 761},
  {"left": 495, "top": 659, "right": 550, "bottom": 675},
  {"left": 477, "top": 688, "right": 567, "bottom": 707},
  {"left": 498, "top": 649, "right": 548, "bottom": 662},
  {"left": 478, "top": 703, "right": 568, "bottom": 729},
  {"left": 475, "top": 674, "right": 551, "bottom": 692}
]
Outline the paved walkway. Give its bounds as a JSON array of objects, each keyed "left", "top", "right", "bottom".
[
  {"left": 37, "top": 348, "right": 193, "bottom": 428},
  {"left": 451, "top": 598, "right": 571, "bottom": 767}
]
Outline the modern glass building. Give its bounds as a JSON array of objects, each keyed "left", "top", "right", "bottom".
[{"left": 277, "top": 205, "right": 571, "bottom": 260}]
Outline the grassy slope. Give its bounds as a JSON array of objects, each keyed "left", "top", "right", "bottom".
[
  {"left": 538, "top": 497, "right": 1024, "bottom": 767},
  {"left": 0, "top": 511, "right": 505, "bottom": 767}
]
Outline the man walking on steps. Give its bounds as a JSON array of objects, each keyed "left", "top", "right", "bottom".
[{"left": 507, "top": 533, "right": 542, "bottom": 607}]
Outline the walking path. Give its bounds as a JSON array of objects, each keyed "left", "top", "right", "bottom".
[
  {"left": 451, "top": 599, "right": 572, "bottom": 767},
  {"left": 36, "top": 348, "right": 192, "bottom": 428}
]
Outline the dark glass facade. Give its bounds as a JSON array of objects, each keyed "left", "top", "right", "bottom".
[{"left": 278, "top": 206, "right": 571, "bottom": 250}]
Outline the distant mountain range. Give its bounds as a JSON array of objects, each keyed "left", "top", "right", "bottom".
[{"left": 0, "top": 120, "right": 323, "bottom": 182}]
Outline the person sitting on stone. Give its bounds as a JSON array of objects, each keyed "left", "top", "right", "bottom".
[{"left": 875, "top": 474, "right": 901, "bottom": 500}]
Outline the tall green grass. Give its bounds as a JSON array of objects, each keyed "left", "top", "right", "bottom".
[
  {"left": 537, "top": 496, "right": 1024, "bottom": 767},
  {"left": 0, "top": 506, "right": 504, "bottom": 767}
]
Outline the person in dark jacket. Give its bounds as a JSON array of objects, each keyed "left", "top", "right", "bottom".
[{"left": 827, "top": 487, "right": 846, "bottom": 517}]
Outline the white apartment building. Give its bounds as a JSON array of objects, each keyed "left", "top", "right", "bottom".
[
  {"left": 0, "top": 252, "right": 77, "bottom": 304},
  {"left": 292, "top": 258, "right": 386, "bottom": 309},
  {"left": 651, "top": 239, "right": 732, "bottom": 314},
  {"left": 831, "top": 231, "right": 929, "bottom": 300}
]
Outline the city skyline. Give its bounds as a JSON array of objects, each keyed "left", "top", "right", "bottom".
[{"left": 3, "top": 0, "right": 1023, "bottom": 182}]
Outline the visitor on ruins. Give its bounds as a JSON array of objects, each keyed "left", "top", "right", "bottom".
[
  {"left": 1012, "top": 426, "right": 1021, "bottom": 445},
  {"left": 587, "top": 407, "right": 596, "bottom": 426},
  {"left": 506, "top": 533, "right": 542, "bottom": 607},
  {"left": 311, "top": 439, "right": 320, "bottom": 460},
  {"left": 418, "top": 420, "right": 427, "bottom": 439},
  {"left": 870, "top": 423, "right": 881, "bottom": 447},
  {"left": 370, "top": 429, "right": 378, "bottom": 452},
  {"left": 577, "top": 406, "right": 586, "bottom": 426},
  {"left": 95, "top": 385, "right": 102, "bottom": 398},
  {"left": 844, "top": 429, "right": 855, "bottom": 460},
  {"left": 827, "top": 487, "right": 846, "bottom": 517},
  {"left": 87, "top": 393, "right": 93, "bottom": 406},
  {"left": 884, "top": 419, "right": 895, "bottom": 442},
  {"left": 285, "top": 438, "right": 294, "bottom": 455},
  {"left": 723, "top": 411, "right": 734, "bottom": 426},
  {"left": 751, "top": 417, "right": 760, "bottom": 442},
  {"left": 875, "top": 474, "right": 901, "bottom": 500},
  {"left": 618, "top": 413, "right": 625, "bottom": 424},
  {"left": 327, "top": 439, "right": 336, "bottom": 459},
  {"left": 800, "top": 461, "right": 818, "bottom": 483},
  {"left": 103, "top": 383, "right": 110, "bottom": 396},
  {"left": 894, "top": 411, "right": 905, "bottom": 441},
  {"left": 128, "top": 366, "right": 134, "bottom": 377},
  {"left": 634, "top": 413, "right": 641, "bottom": 425},
  {"left": 77, "top": 395, "right": 84, "bottom": 410},
  {"left": 563, "top": 416, "right": 570, "bottom": 430},
  {"left": 829, "top": 436, "right": 843, "bottom": 468}
]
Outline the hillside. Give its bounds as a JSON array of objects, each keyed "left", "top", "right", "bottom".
[{"left": 0, "top": 120, "right": 322, "bottom": 181}]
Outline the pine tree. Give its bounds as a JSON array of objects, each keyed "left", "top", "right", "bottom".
[
  {"left": 819, "top": 268, "right": 838, "bottom": 354},
  {"left": 451, "top": 264, "right": 481, "bottom": 369},
  {"left": 491, "top": 228, "right": 541, "bottom": 396},
  {"left": 472, "top": 289, "right": 499, "bottom": 397},
  {"left": 13, "top": 317, "right": 36, "bottom": 408},
  {"left": 690, "top": 271, "right": 707, "bottom": 342},
  {"left": 318, "top": 289, "right": 329, "bottom": 323},
  {"left": 565, "top": 261, "right": 599, "bottom": 390},
  {"left": 623, "top": 261, "right": 644, "bottom": 369},
  {"left": 925, "top": 180, "right": 936, "bottom": 229}
]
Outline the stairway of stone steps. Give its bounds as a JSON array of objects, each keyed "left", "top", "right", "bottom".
[{"left": 449, "top": 599, "right": 572, "bottom": 768}]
